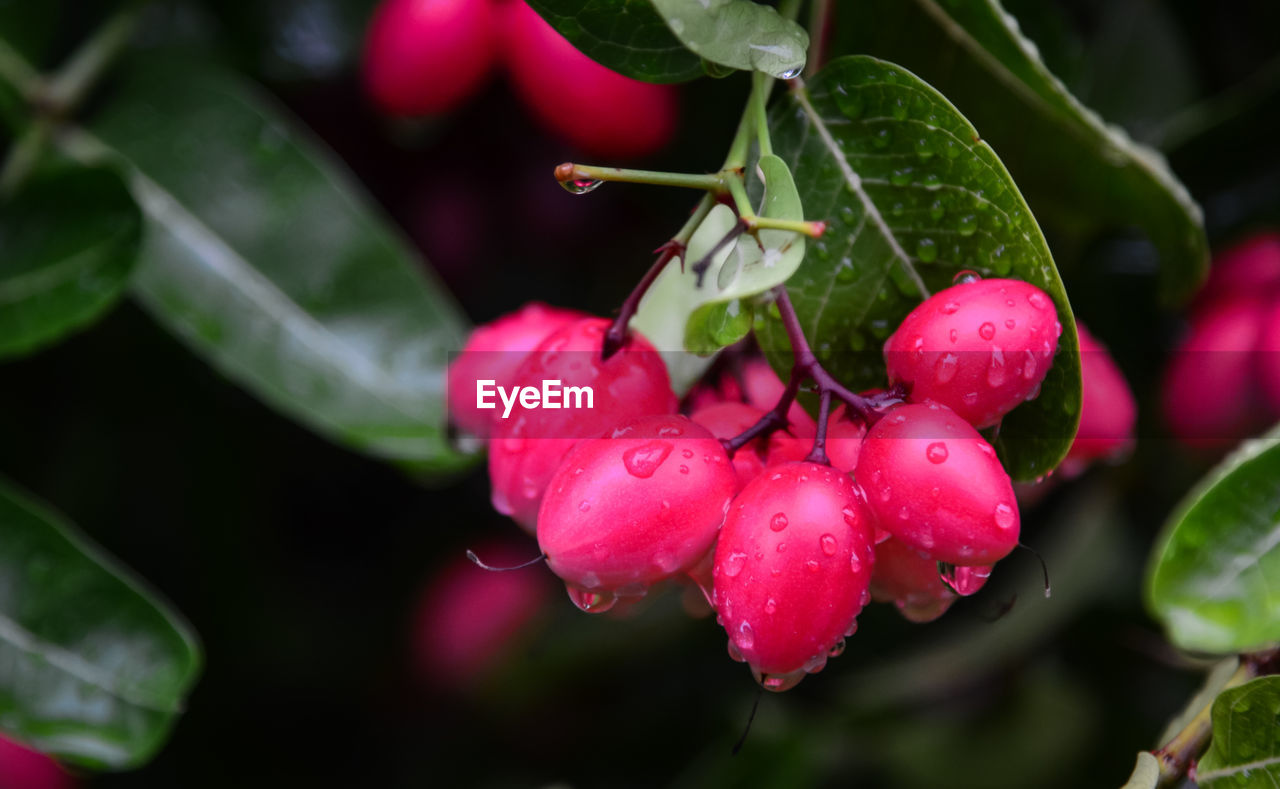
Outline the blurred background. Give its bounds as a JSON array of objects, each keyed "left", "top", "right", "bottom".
[{"left": 1, "top": 0, "right": 1279, "bottom": 786}]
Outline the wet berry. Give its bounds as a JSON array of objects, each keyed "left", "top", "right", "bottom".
[
  {"left": 713, "top": 462, "right": 875, "bottom": 691},
  {"left": 857, "top": 402, "right": 1019, "bottom": 565},
  {"left": 870, "top": 537, "right": 991, "bottom": 623},
  {"left": 488, "top": 318, "right": 677, "bottom": 530},
  {"left": 1065, "top": 323, "right": 1136, "bottom": 469},
  {"left": 689, "top": 401, "right": 768, "bottom": 490},
  {"left": 537, "top": 415, "right": 736, "bottom": 612},
  {"left": 884, "top": 278, "right": 1060, "bottom": 428}
]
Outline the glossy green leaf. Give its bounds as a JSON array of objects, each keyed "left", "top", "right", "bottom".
[
  {"left": 833, "top": 0, "right": 1208, "bottom": 304},
  {"left": 524, "top": 0, "right": 703, "bottom": 83},
  {"left": 1146, "top": 430, "right": 1280, "bottom": 654},
  {"left": 63, "top": 58, "right": 474, "bottom": 471},
  {"left": 0, "top": 166, "right": 141, "bottom": 359},
  {"left": 0, "top": 476, "right": 201, "bottom": 769},
  {"left": 1197, "top": 677, "right": 1280, "bottom": 787},
  {"left": 1119, "top": 752, "right": 1159, "bottom": 789},
  {"left": 649, "top": 0, "right": 808, "bottom": 79},
  {"left": 755, "top": 56, "right": 1081, "bottom": 480},
  {"left": 633, "top": 155, "right": 806, "bottom": 392}
]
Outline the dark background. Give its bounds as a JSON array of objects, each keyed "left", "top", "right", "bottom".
[{"left": 2, "top": 0, "right": 1279, "bottom": 786}]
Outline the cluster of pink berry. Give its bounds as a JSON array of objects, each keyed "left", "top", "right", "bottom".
[
  {"left": 362, "top": 0, "right": 676, "bottom": 157},
  {"left": 1163, "top": 232, "right": 1280, "bottom": 447},
  {"left": 447, "top": 277, "right": 1085, "bottom": 690}
]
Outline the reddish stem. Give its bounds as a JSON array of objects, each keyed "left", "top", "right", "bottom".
[{"left": 602, "top": 240, "right": 685, "bottom": 360}]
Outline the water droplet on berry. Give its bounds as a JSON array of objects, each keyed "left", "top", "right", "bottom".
[
  {"left": 962, "top": 392, "right": 979, "bottom": 406},
  {"left": 849, "top": 551, "right": 862, "bottom": 573},
  {"left": 770, "top": 512, "right": 789, "bottom": 532},
  {"left": 941, "top": 301, "right": 960, "bottom": 315},
  {"left": 777, "top": 542, "right": 787, "bottom": 552},
  {"left": 926, "top": 442, "right": 949, "bottom": 463},
  {"left": 679, "top": 464, "right": 690, "bottom": 474},
  {"left": 566, "top": 585, "right": 617, "bottom": 613},
  {"left": 1027, "top": 291, "right": 1049, "bottom": 310},
  {"left": 987, "top": 347, "right": 1007, "bottom": 387},
  {"left": 658, "top": 424, "right": 684, "bottom": 437},
  {"left": 735, "top": 621, "right": 755, "bottom": 650},
  {"left": 979, "top": 322, "right": 996, "bottom": 340},
  {"left": 560, "top": 178, "right": 603, "bottom": 195},
  {"left": 994, "top": 503, "right": 1016, "bottom": 530},
  {"left": 727, "top": 640, "right": 745, "bottom": 663},
  {"left": 723, "top": 552, "right": 747, "bottom": 577},
  {"left": 842, "top": 506, "right": 859, "bottom": 527},
  {"left": 935, "top": 352, "right": 959, "bottom": 383},
  {"left": 1021, "top": 349, "right": 1038, "bottom": 380},
  {"left": 578, "top": 500, "right": 591, "bottom": 512},
  {"left": 828, "top": 638, "right": 847, "bottom": 658},
  {"left": 953, "top": 270, "right": 981, "bottom": 285},
  {"left": 765, "top": 598, "right": 778, "bottom": 615},
  {"left": 623, "top": 441, "right": 673, "bottom": 478},
  {"left": 949, "top": 328, "right": 958, "bottom": 344},
  {"left": 898, "top": 505, "right": 911, "bottom": 520},
  {"left": 820, "top": 534, "right": 838, "bottom": 556},
  {"left": 806, "top": 559, "right": 821, "bottom": 573}
]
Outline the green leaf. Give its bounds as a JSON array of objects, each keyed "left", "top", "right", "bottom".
[
  {"left": 524, "top": 0, "right": 703, "bottom": 83},
  {"left": 632, "top": 156, "right": 806, "bottom": 392},
  {"left": 1118, "top": 751, "right": 1159, "bottom": 789},
  {"left": 833, "top": 0, "right": 1208, "bottom": 304},
  {"left": 63, "top": 57, "right": 474, "bottom": 471},
  {"left": 0, "top": 476, "right": 201, "bottom": 770},
  {"left": 1146, "top": 429, "right": 1280, "bottom": 654},
  {"left": 0, "top": 165, "right": 141, "bottom": 359},
  {"left": 755, "top": 56, "right": 1081, "bottom": 480},
  {"left": 1197, "top": 677, "right": 1280, "bottom": 787},
  {"left": 649, "top": 0, "right": 808, "bottom": 79}
]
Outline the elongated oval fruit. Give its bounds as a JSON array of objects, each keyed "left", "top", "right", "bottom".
[
  {"left": 870, "top": 537, "right": 991, "bottom": 623},
  {"left": 713, "top": 462, "right": 875, "bottom": 691},
  {"left": 447, "top": 302, "right": 586, "bottom": 437},
  {"left": 488, "top": 318, "right": 677, "bottom": 531},
  {"left": 363, "top": 0, "right": 497, "bottom": 116},
  {"left": 538, "top": 415, "right": 737, "bottom": 612},
  {"left": 690, "top": 401, "right": 768, "bottom": 491},
  {"left": 857, "top": 402, "right": 1019, "bottom": 565},
  {"left": 1065, "top": 323, "right": 1136, "bottom": 468},
  {"left": 884, "top": 278, "right": 1061, "bottom": 428}
]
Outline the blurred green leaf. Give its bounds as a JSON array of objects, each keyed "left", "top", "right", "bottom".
[
  {"left": 834, "top": 0, "right": 1208, "bottom": 305},
  {"left": 1119, "top": 751, "right": 1160, "bottom": 789},
  {"left": 1146, "top": 430, "right": 1280, "bottom": 654},
  {"left": 0, "top": 165, "right": 141, "bottom": 358},
  {"left": 650, "top": 0, "right": 807, "bottom": 79},
  {"left": 0, "top": 476, "right": 201, "bottom": 770},
  {"left": 524, "top": 0, "right": 703, "bottom": 83},
  {"left": 64, "top": 57, "right": 474, "bottom": 470},
  {"left": 0, "top": 0, "right": 59, "bottom": 66},
  {"left": 1197, "top": 677, "right": 1280, "bottom": 787},
  {"left": 754, "top": 55, "right": 1081, "bottom": 480}
]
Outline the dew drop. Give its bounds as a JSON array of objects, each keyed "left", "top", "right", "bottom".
[
  {"left": 622, "top": 440, "right": 673, "bottom": 478},
  {"left": 1022, "top": 349, "right": 1038, "bottom": 381},
  {"left": 941, "top": 301, "right": 960, "bottom": 315},
  {"left": 842, "top": 506, "right": 859, "bottom": 527},
  {"left": 658, "top": 424, "right": 684, "bottom": 438},
  {"left": 679, "top": 464, "right": 690, "bottom": 475},
  {"left": 820, "top": 534, "right": 838, "bottom": 556},
  {"left": 770, "top": 512, "right": 789, "bottom": 532},
  {"left": 727, "top": 640, "right": 745, "bottom": 662},
  {"left": 779, "top": 66, "right": 802, "bottom": 79},
  {"left": 958, "top": 214, "right": 977, "bottom": 236},
  {"left": 953, "top": 269, "right": 981, "bottom": 285},
  {"left": 560, "top": 178, "right": 603, "bottom": 195},
  {"left": 1004, "top": 318, "right": 1016, "bottom": 330},
  {"left": 994, "top": 503, "right": 1016, "bottom": 531},
  {"left": 898, "top": 505, "right": 910, "bottom": 521},
  {"left": 890, "top": 167, "right": 912, "bottom": 186},
  {"left": 578, "top": 500, "right": 591, "bottom": 512},
  {"left": 929, "top": 199, "right": 945, "bottom": 220},
  {"left": 935, "top": 352, "right": 959, "bottom": 383},
  {"left": 926, "top": 442, "right": 949, "bottom": 464},
  {"left": 776, "top": 542, "right": 787, "bottom": 553},
  {"left": 681, "top": 448, "right": 694, "bottom": 459},
  {"left": 949, "top": 328, "right": 958, "bottom": 343},
  {"left": 723, "top": 552, "right": 748, "bottom": 578},
  {"left": 987, "top": 347, "right": 1007, "bottom": 387},
  {"left": 873, "top": 128, "right": 892, "bottom": 148},
  {"left": 828, "top": 638, "right": 847, "bottom": 658},
  {"left": 566, "top": 585, "right": 617, "bottom": 613},
  {"left": 916, "top": 237, "right": 938, "bottom": 263},
  {"left": 806, "top": 560, "right": 821, "bottom": 573},
  {"left": 765, "top": 598, "right": 778, "bottom": 615},
  {"left": 978, "top": 322, "right": 996, "bottom": 340},
  {"left": 1027, "top": 291, "right": 1049, "bottom": 310}
]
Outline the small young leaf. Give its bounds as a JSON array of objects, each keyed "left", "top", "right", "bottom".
[
  {"left": 649, "top": 0, "right": 808, "bottom": 79},
  {"left": 755, "top": 56, "right": 1081, "bottom": 480},
  {"left": 0, "top": 165, "right": 141, "bottom": 359},
  {"left": 1146, "top": 429, "right": 1280, "bottom": 654},
  {"left": 0, "top": 476, "right": 201, "bottom": 769},
  {"left": 1196, "top": 677, "right": 1280, "bottom": 787},
  {"left": 833, "top": 0, "right": 1208, "bottom": 304},
  {"left": 684, "top": 299, "right": 753, "bottom": 355},
  {"left": 524, "top": 0, "right": 703, "bottom": 83},
  {"left": 65, "top": 57, "right": 475, "bottom": 472}
]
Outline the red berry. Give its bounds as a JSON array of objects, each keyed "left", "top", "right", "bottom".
[
  {"left": 1163, "top": 297, "right": 1266, "bottom": 448},
  {"left": 765, "top": 405, "right": 865, "bottom": 472},
  {"left": 857, "top": 402, "right": 1019, "bottom": 565},
  {"left": 1197, "top": 232, "right": 1280, "bottom": 310},
  {"left": 713, "top": 462, "right": 875, "bottom": 691},
  {"left": 447, "top": 302, "right": 586, "bottom": 436},
  {"left": 501, "top": 0, "right": 677, "bottom": 158},
  {"left": 537, "top": 415, "right": 737, "bottom": 612},
  {"left": 884, "top": 278, "right": 1061, "bottom": 428},
  {"left": 1258, "top": 299, "right": 1280, "bottom": 416},
  {"left": 689, "top": 402, "right": 768, "bottom": 490},
  {"left": 741, "top": 358, "right": 816, "bottom": 434},
  {"left": 488, "top": 318, "right": 677, "bottom": 530},
  {"left": 0, "top": 734, "right": 74, "bottom": 789},
  {"left": 412, "top": 540, "right": 550, "bottom": 688},
  {"left": 362, "top": 0, "right": 497, "bottom": 116},
  {"left": 870, "top": 537, "right": 991, "bottom": 623},
  {"left": 1065, "top": 323, "right": 1136, "bottom": 468}
]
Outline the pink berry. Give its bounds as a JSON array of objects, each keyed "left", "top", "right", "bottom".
[
  {"left": 412, "top": 540, "right": 550, "bottom": 688},
  {"left": 362, "top": 0, "right": 497, "bottom": 116},
  {"left": 689, "top": 402, "right": 768, "bottom": 490},
  {"left": 1258, "top": 299, "right": 1280, "bottom": 416},
  {"left": 0, "top": 734, "right": 74, "bottom": 789},
  {"left": 501, "top": 0, "right": 677, "bottom": 158},
  {"left": 741, "top": 358, "right": 816, "bottom": 434},
  {"left": 857, "top": 402, "right": 1020, "bottom": 565},
  {"left": 1065, "top": 323, "right": 1136, "bottom": 467},
  {"left": 884, "top": 278, "right": 1061, "bottom": 428},
  {"left": 1163, "top": 297, "right": 1266, "bottom": 448},
  {"left": 488, "top": 318, "right": 677, "bottom": 530},
  {"left": 765, "top": 405, "right": 865, "bottom": 472},
  {"left": 713, "top": 462, "right": 876, "bottom": 691},
  {"left": 870, "top": 537, "right": 991, "bottom": 623},
  {"left": 537, "top": 415, "right": 737, "bottom": 612},
  {"left": 1196, "top": 232, "right": 1280, "bottom": 309},
  {"left": 447, "top": 302, "right": 586, "bottom": 436}
]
